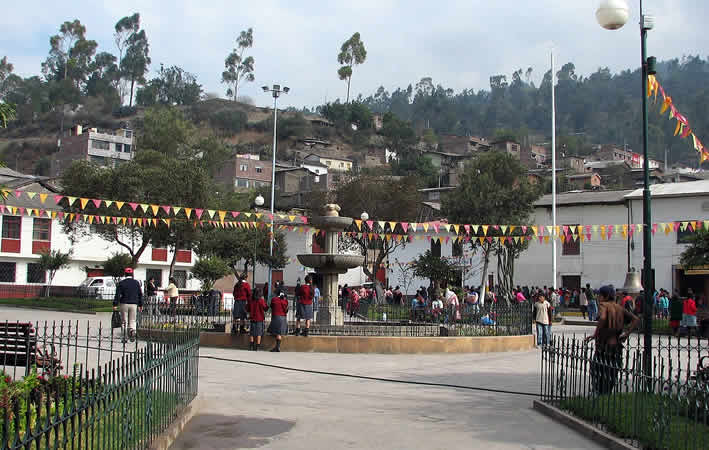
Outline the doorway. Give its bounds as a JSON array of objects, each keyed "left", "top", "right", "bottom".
[{"left": 561, "top": 275, "right": 581, "bottom": 291}]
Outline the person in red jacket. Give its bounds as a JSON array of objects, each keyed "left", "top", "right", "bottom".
[
  {"left": 248, "top": 288, "right": 268, "bottom": 351},
  {"left": 268, "top": 291, "right": 289, "bottom": 352},
  {"left": 682, "top": 289, "right": 698, "bottom": 338},
  {"left": 296, "top": 275, "right": 314, "bottom": 336},
  {"left": 232, "top": 273, "right": 251, "bottom": 335}
]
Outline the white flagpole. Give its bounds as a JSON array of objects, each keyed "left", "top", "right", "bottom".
[{"left": 551, "top": 48, "right": 558, "bottom": 293}]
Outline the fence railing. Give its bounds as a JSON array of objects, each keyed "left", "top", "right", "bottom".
[
  {"left": 540, "top": 333, "right": 709, "bottom": 449},
  {"left": 140, "top": 297, "right": 533, "bottom": 338},
  {"left": 1, "top": 320, "right": 200, "bottom": 449}
]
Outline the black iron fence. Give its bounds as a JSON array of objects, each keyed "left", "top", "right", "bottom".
[
  {"left": 141, "top": 298, "right": 533, "bottom": 338},
  {"left": 1, "top": 320, "right": 200, "bottom": 449},
  {"left": 540, "top": 333, "right": 709, "bottom": 449}
]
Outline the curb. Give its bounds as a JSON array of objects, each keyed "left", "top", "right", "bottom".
[
  {"left": 149, "top": 395, "right": 204, "bottom": 450},
  {"left": 562, "top": 319, "right": 598, "bottom": 326},
  {"left": 532, "top": 400, "right": 634, "bottom": 450},
  {"left": 0, "top": 304, "right": 98, "bottom": 315}
]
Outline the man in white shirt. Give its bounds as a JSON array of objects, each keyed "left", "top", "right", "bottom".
[
  {"left": 579, "top": 288, "right": 588, "bottom": 320},
  {"left": 533, "top": 295, "right": 552, "bottom": 346}
]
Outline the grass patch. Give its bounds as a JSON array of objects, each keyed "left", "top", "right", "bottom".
[
  {"left": 0, "top": 297, "right": 114, "bottom": 313},
  {"left": 560, "top": 392, "right": 709, "bottom": 449}
]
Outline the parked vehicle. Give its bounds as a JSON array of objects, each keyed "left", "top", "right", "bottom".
[{"left": 78, "top": 277, "right": 118, "bottom": 300}]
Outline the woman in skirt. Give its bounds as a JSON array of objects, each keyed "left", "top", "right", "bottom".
[
  {"left": 248, "top": 288, "right": 268, "bottom": 351},
  {"left": 295, "top": 275, "right": 314, "bottom": 336},
  {"left": 268, "top": 291, "right": 289, "bottom": 352}
]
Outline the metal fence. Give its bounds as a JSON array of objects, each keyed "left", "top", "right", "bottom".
[
  {"left": 540, "top": 333, "right": 709, "bottom": 449},
  {"left": 1, "top": 320, "right": 200, "bottom": 449},
  {"left": 142, "top": 297, "right": 533, "bottom": 338}
]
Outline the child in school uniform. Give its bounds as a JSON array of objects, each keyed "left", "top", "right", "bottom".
[
  {"left": 248, "top": 288, "right": 268, "bottom": 351},
  {"left": 268, "top": 291, "right": 289, "bottom": 352}
]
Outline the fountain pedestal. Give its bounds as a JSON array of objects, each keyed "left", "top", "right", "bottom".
[{"left": 297, "top": 204, "right": 364, "bottom": 327}]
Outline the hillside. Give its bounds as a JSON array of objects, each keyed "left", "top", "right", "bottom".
[{"left": 0, "top": 98, "right": 367, "bottom": 176}]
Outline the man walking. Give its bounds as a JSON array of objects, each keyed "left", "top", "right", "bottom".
[
  {"left": 585, "top": 285, "right": 640, "bottom": 395},
  {"left": 146, "top": 276, "right": 159, "bottom": 319},
  {"left": 579, "top": 286, "right": 588, "bottom": 320},
  {"left": 113, "top": 268, "right": 143, "bottom": 343},
  {"left": 585, "top": 284, "right": 598, "bottom": 321}
]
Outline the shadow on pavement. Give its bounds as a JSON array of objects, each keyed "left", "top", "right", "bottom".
[{"left": 170, "top": 414, "right": 295, "bottom": 449}]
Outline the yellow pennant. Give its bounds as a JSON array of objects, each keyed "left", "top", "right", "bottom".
[
  {"left": 218, "top": 211, "right": 227, "bottom": 222},
  {"left": 442, "top": 224, "right": 451, "bottom": 232},
  {"left": 26, "top": 192, "right": 36, "bottom": 200},
  {"left": 121, "top": 217, "right": 127, "bottom": 225},
  {"left": 498, "top": 236, "right": 505, "bottom": 244},
  {"left": 173, "top": 206, "right": 182, "bottom": 215},
  {"left": 389, "top": 221, "right": 397, "bottom": 231},
  {"left": 580, "top": 234, "right": 586, "bottom": 242},
  {"left": 38, "top": 193, "right": 48, "bottom": 204},
  {"left": 104, "top": 200, "right": 113, "bottom": 208},
  {"left": 509, "top": 225, "right": 516, "bottom": 234},
  {"left": 577, "top": 225, "right": 583, "bottom": 235},
  {"left": 140, "top": 204, "right": 149, "bottom": 213},
  {"left": 453, "top": 224, "right": 460, "bottom": 234},
  {"left": 554, "top": 226, "right": 560, "bottom": 236},
  {"left": 79, "top": 198, "right": 90, "bottom": 209},
  {"left": 288, "top": 215, "right": 296, "bottom": 222},
  {"left": 543, "top": 236, "right": 549, "bottom": 244},
  {"left": 115, "top": 201, "right": 125, "bottom": 210},
  {"left": 255, "top": 213, "right": 262, "bottom": 219},
  {"left": 478, "top": 236, "right": 485, "bottom": 244},
  {"left": 150, "top": 204, "right": 159, "bottom": 216},
  {"left": 184, "top": 208, "right": 192, "bottom": 218},
  {"left": 531, "top": 226, "right": 538, "bottom": 236},
  {"left": 51, "top": 211, "right": 56, "bottom": 219},
  {"left": 482, "top": 225, "right": 489, "bottom": 235},
  {"left": 354, "top": 220, "right": 362, "bottom": 230},
  {"left": 88, "top": 215, "right": 94, "bottom": 224},
  {"left": 422, "top": 223, "right": 429, "bottom": 232}
]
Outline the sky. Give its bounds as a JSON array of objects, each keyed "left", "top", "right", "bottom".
[{"left": 1, "top": 1, "right": 708, "bottom": 110}]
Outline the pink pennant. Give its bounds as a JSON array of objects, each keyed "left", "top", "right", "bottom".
[
  {"left": 366, "top": 220, "right": 374, "bottom": 230},
  {"left": 432, "top": 223, "right": 440, "bottom": 233},
  {"left": 493, "top": 225, "right": 499, "bottom": 230},
  {"left": 54, "top": 195, "right": 64, "bottom": 204},
  {"left": 463, "top": 224, "right": 470, "bottom": 234},
  {"left": 161, "top": 205, "right": 171, "bottom": 215},
  {"left": 129, "top": 203, "right": 139, "bottom": 211},
  {"left": 486, "top": 236, "right": 493, "bottom": 243},
  {"left": 58, "top": 212, "right": 64, "bottom": 220},
  {"left": 0, "top": 205, "right": 4, "bottom": 213},
  {"left": 444, "top": 236, "right": 450, "bottom": 244},
  {"left": 91, "top": 199, "right": 101, "bottom": 208},
  {"left": 231, "top": 211, "right": 240, "bottom": 218},
  {"left": 128, "top": 218, "right": 133, "bottom": 225},
  {"left": 18, "top": 207, "right": 25, "bottom": 215},
  {"left": 14, "top": 190, "right": 22, "bottom": 199},
  {"left": 301, "top": 216, "right": 308, "bottom": 224},
  {"left": 673, "top": 222, "right": 680, "bottom": 232},
  {"left": 539, "top": 236, "right": 544, "bottom": 244},
  {"left": 652, "top": 224, "right": 658, "bottom": 235},
  {"left": 195, "top": 209, "right": 204, "bottom": 219},
  {"left": 401, "top": 222, "right": 409, "bottom": 233},
  {"left": 521, "top": 226, "right": 527, "bottom": 234},
  {"left": 586, "top": 233, "right": 591, "bottom": 241},
  {"left": 506, "top": 236, "right": 513, "bottom": 243},
  {"left": 113, "top": 217, "right": 118, "bottom": 224},
  {"left": 268, "top": 214, "right": 274, "bottom": 221},
  {"left": 562, "top": 225, "right": 569, "bottom": 235}
]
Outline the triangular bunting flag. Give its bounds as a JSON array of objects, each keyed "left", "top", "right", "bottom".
[
  {"left": 26, "top": 192, "right": 36, "bottom": 200},
  {"left": 79, "top": 198, "right": 90, "bottom": 209},
  {"left": 115, "top": 201, "right": 125, "bottom": 210},
  {"left": 91, "top": 199, "right": 101, "bottom": 208},
  {"left": 481, "top": 225, "right": 488, "bottom": 235}
]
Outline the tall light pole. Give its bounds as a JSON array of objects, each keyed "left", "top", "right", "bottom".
[
  {"left": 597, "top": 0, "right": 656, "bottom": 380},
  {"left": 262, "top": 84, "right": 289, "bottom": 302},
  {"left": 253, "top": 194, "right": 265, "bottom": 288},
  {"left": 551, "top": 48, "right": 557, "bottom": 294}
]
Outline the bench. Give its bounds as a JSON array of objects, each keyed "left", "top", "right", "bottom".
[{"left": 0, "top": 322, "right": 62, "bottom": 376}]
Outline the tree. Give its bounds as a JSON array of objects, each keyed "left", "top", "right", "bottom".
[
  {"left": 442, "top": 152, "right": 541, "bottom": 302},
  {"left": 412, "top": 250, "right": 458, "bottom": 286},
  {"left": 118, "top": 15, "right": 150, "bottom": 107},
  {"left": 42, "top": 20, "right": 98, "bottom": 92},
  {"left": 37, "top": 250, "right": 71, "bottom": 297},
  {"left": 393, "top": 258, "right": 416, "bottom": 297},
  {"left": 337, "top": 32, "right": 367, "bottom": 103},
  {"left": 191, "top": 256, "right": 231, "bottom": 293},
  {"left": 222, "top": 28, "right": 255, "bottom": 101},
  {"left": 103, "top": 253, "right": 133, "bottom": 285},
  {"left": 137, "top": 65, "right": 201, "bottom": 106},
  {"left": 0, "top": 102, "right": 15, "bottom": 128},
  {"left": 332, "top": 175, "right": 419, "bottom": 301},
  {"left": 680, "top": 228, "right": 709, "bottom": 268},
  {"left": 61, "top": 107, "right": 212, "bottom": 267},
  {"left": 0, "top": 56, "right": 13, "bottom": 96}
]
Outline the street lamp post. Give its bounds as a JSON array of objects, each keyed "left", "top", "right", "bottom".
[
  {"left": 253, "top": 194, "right": 265, "bottom": 288},
  {"left": 262, "top": 84, "right": 289, "bottom": 302},
  {"left": 597, "top": 0, "right": 656, "bottom": 380},
  {"left": 361, "top": 212, "right": 369, "bottom": 284}
]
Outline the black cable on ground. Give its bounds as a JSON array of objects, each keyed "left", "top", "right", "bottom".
[{"left": 199, "top": 354, "right": 538, "bottom": 397}]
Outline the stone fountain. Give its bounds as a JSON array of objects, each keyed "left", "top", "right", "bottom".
[{"left": 297, "top": 204, "right": 365, "bottom": 326}]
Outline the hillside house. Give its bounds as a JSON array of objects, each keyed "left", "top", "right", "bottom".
[{"left": 52, "top": 125, "right": 134, "bottom": 176}]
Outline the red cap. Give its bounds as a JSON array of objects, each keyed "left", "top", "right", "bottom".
[{"left": 124, "top": 267, "right": 134, "bottom": 274}]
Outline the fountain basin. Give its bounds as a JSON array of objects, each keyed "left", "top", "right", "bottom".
[
  {"left": 297, "top": 254, "right": 365, "bottom": 274},
  {"left": 309, "top": 216, "right": 354, "bottom": 231}
]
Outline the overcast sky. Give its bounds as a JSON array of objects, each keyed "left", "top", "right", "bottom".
[{"left": 2, "top": 1, "right": 707, "bottom": 109}]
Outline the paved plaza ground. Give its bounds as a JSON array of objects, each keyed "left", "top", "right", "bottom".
[{"left": 1, "top": 307, "right": 604, "bottom": 449}]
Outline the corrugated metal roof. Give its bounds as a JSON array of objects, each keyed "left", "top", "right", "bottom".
[
  {"left": 625, "top": 179, "right": 709, "bottom": 199},
  {"left": 535, "top": 189, "right": 633, "bottom": 207}
]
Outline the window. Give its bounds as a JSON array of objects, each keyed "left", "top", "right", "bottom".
[
  {"left": 562, "top": 224, "right": 581, "bottom": 255},
  {"left": 115, "top": 143, "right": 123, "bottom": 153},
  {"left": 431, "top": 239, "right": 441, "bottom": 258},
  {"left": 240, "top": 164, "right": 248, "bottom": 171},
  {"left": 2, "top": 216, "right": 21, "bottom": 239},
  {"left": 90, "top": 155, "right": 106, "bottom": 165},
  {"left": 173, "top": 270, "right": 187, "bottom": 288},
  {"left": 255, "top": 167, "right": 263, "bottom": 173},
  {"left": 339, "top": 162, "right": 344, "bottom": 168},
  {"left": 27, "top": 263, "right": 46, "bottom": 283},
  {"left": 91, "top": 140, "right": 110, "bottom": 150},
  {"left": 125, "top": 130, "right": 133, "bottom": 138},
  {"left": 677, "top": 220, "right": 700, "bottom": 244},
  {"left": 33, "top": 218, "right": 51, "bottom": 241},
  {"left": 452, "top": 241, "right": 463, "bottom": 257},
  {"left": 0, "top": 262, "right": 16, "bottom": 282},
  {"left": 325, "top": 161, "right": 331, "bottom": 166},
  {"left": 146, "top": 269, "right": 162, "bottom": 287},
  {"left": 124, "top": 144, "right": 132, "bottom": 153},
  {"left": 236, "top": 178, "right": 249, "bottom": 188}
]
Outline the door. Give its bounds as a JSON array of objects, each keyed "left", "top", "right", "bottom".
[{"left": 561, "top": 275, "right": 581, "bottom": 291}]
